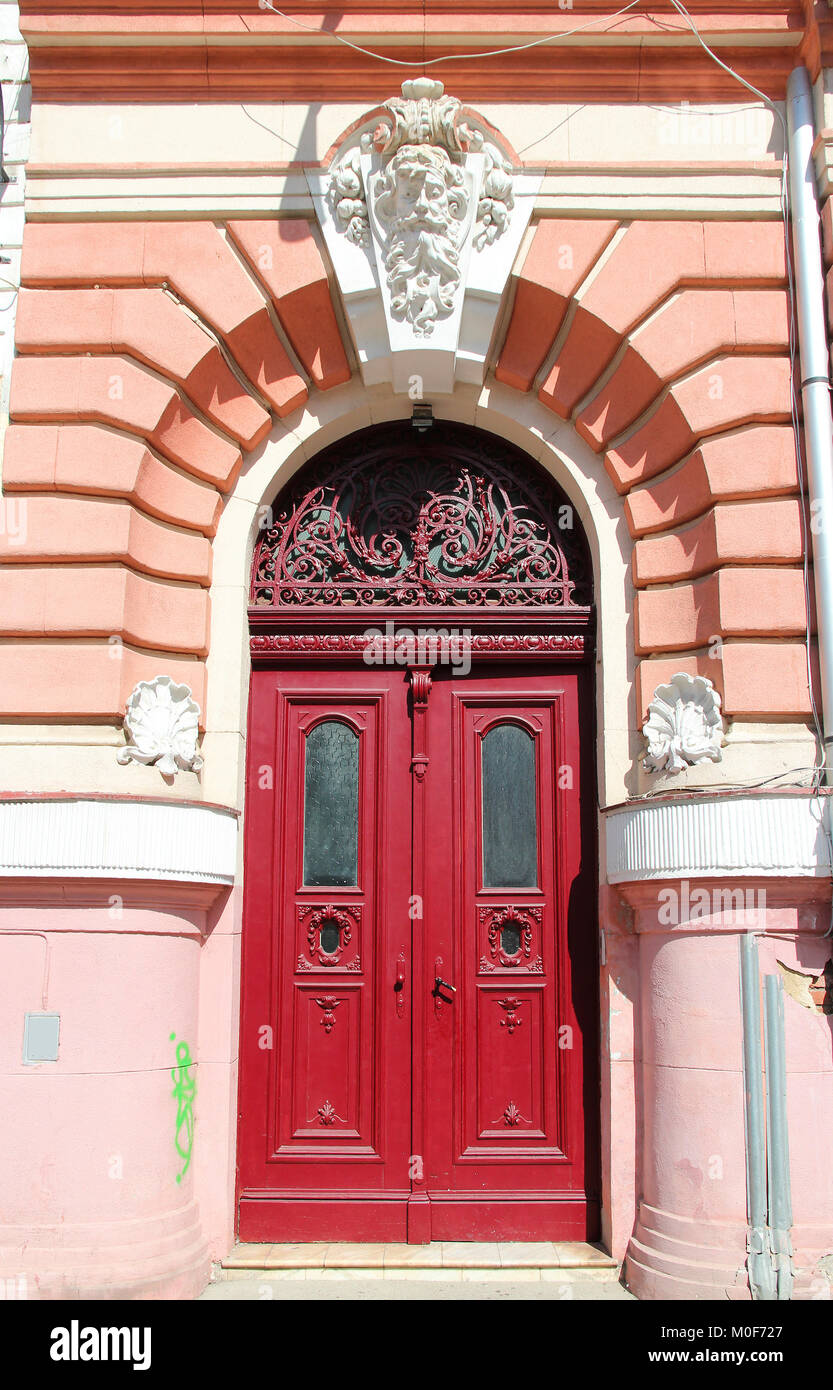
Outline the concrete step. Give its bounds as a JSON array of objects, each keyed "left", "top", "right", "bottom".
[{"left": 218, "top": 1241, "right": 620, "bottom": 1282}]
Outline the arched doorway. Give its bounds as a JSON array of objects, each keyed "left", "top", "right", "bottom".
[{"left": 237, "top": 420, "right": 599, "bottom": 1243}]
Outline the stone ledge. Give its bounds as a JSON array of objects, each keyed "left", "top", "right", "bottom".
[
  {"left": 0, "top": 796, "right": 238, "bottom": 884},
  {"left": 605, "top": 791, "right": 833, "bottom": 882}
]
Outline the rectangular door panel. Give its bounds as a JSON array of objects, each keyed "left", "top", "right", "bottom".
[
  {"left": 474, "top": 984, "right": 547, "bottom": 1144},
  {"left": 238, "top": 666, "right": 412, "bottom": 1242},
  {"left": 288, "top": 983, "right": 363, "bottom": 1142},
  {"left": 422, "top": 665, "right": 598, "bottom": 1240}
]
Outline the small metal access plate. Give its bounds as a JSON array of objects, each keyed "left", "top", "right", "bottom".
[{"left": 22, "top": 1013, "right": 60, "bottom": 1064}]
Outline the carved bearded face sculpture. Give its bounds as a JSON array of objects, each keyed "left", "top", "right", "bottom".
[{"left": 374, "top": 144, "right": 469, "bottom": 336}]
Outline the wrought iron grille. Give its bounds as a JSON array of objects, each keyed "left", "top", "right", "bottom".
[{"left": 250, "top": 424, "right": 591, "bottom": 609}]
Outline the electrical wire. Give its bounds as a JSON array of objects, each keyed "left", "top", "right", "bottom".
[
  {"left": 255, "top": 0, "right": 648, "bottom": 69},
  {"left": 599, "top": 767, "right": 828, "bottom": 813}
]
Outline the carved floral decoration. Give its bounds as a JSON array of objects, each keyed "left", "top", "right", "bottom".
[
  {"left": 316, "top": 1099, "right": 345, "bottom": 1127},
  {"left": 497, "top": 998, "right": 524, "bottom": 1034},
  {"left": 314, "top": 997, "right": 342, "bottom": 1034},
  {"left": 495, "top": 1101, "right": 530, "bottom": 1128},
  {"left": 642, "top": 672, "right": 726, "bottom": 774},
  {"left": 480, "top": 904, "right": 542, "bottom": 969},
  {"left": 297, "top": 904, "right": 361, "bottom": 971},
  {"left": 117, "top": 676, "right": 203, "bottom": 780}
]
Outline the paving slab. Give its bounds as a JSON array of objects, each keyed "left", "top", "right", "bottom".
[
  {"left": 219, "top": 1239, "right": 615, "bottom": 1275},
  {"left": 200, "top": 1276, "right": 636, "bottom": 1301}
]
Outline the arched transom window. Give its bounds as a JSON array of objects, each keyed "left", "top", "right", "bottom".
[{"left": 251, "top": 423, "right": 591, "bottom": 612}]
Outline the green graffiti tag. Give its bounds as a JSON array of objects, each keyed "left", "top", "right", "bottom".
[{"left": 169, "top": 1032, "right": 196, "bottom": 1184}]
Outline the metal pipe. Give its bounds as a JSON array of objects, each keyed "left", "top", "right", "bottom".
[
  {"left": 764, "top": 973, "right": 794, "bottom": 1300},
  {"left": 787, "top": 67, "right": 833, "bottom": 777},
  {"left": 739, "top": 934, "right": 775, "bottom": 1299}
]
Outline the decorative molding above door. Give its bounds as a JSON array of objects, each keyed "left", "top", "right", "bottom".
[
  {"left": 308, "top": 79, "right": 540, "bottom": 394},
  {"left": 249, "top": 422, "right": 593, "bottom": 664}
]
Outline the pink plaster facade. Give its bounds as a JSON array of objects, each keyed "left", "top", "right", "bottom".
[{"left": 2, "top": 0, "right": 833, "bottom": 1301}]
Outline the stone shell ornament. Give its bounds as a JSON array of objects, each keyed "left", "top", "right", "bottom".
[
  {"left": 642, "top": 672, "right": 726, "bottom": 774},
  {"left": 117, "top": 676, "right": 204, "bottom": 780}
]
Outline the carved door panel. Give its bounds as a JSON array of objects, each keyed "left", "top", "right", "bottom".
[
  {"left": 239, "top": 662, "right": 597, "bottom": 1243},
  {"left": 421, "top": 666, "right": 598, "bottom": 1240},
  {"left": 238, "top": 667, "right": 413, "bottom": 1242}
]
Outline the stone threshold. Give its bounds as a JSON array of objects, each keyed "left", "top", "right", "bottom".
[{"left": 218, "top": 1241, "right": 620, "bottom": 1281}]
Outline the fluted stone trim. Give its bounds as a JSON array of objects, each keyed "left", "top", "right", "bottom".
[
  {"left": 0, "top": 797, "right": 237, "bottom": 883},
  {"left": 605, "top": 793, "right": 833, "bottom": 883}
]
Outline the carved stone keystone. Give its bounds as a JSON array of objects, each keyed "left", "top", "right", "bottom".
[{"left": 310, "top": 79, "right": 540, "bottom": 393}]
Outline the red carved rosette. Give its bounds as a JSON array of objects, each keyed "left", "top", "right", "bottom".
[
  {"left": 296, "top": 903, "right": 362, "bottom": 972},
  {"left": 479, "top": 904, "right": 543, "bottom": 971}
]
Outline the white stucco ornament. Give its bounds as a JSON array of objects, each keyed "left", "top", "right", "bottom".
[
  {"left": 642, "top": 672, "right": 726, "bottom": 774},
  {"left": 117, "top": 676, "right": 204, "bottom": 780},
  {"left": 311, "top": 79, "right": 540, "bottom": 393}
]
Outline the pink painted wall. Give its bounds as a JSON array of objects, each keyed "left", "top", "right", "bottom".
[
  {"left": 616, "top": 879, "right": 833, "bottom": 1300},
  {"left": 0, "top": 883, "right": 240, "bottom": 1299}
]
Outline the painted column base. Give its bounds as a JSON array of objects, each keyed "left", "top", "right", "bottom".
[
  {"left": 626, "top": 1207, "right": 833, "bottom": 1301},
  {"left": 0, "top": 1205, "right": 209, "bottom": 1300},
  {"left": 607, "top": 793, "right": 833, "bottom": 1303},
  {"left": 625, "top": 1203, "right": 750, "bottom": 1300}
]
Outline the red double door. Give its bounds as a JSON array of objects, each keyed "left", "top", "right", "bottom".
[{"left": 238, "top": 661, "right": 598, "bottom": 1243}]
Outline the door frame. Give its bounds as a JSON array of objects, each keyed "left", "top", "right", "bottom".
[{"left": 238, "top": 606, "right": 599, "bottom": 1240}]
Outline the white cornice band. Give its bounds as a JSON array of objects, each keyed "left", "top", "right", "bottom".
[
  {"left": 0, "top": 798, "right": 238, "bottom": 883},
  {"left": 24, "top": 167, "right": 785, "bottom": 222},
  {"left": 605, "top": 793, "right": 833, "bottom": 883},
  {"left": 2, "top": 793, "right": 826, "bottom": 888}
]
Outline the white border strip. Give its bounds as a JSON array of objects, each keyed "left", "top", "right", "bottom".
[
  {"left": 605, "top": 794, "right": 833, "bottom": 882},
  {"left": 0, "top": 798, "right": 238, "bottom": 883}
]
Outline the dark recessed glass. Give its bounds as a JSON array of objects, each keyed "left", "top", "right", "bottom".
[
  {"left": 303, "top": 720, "right": 359, "bottom": 887},
  {"left": 481, "top": 723, "right": 538, "bottom": 888},
  {"left": 319, "top": 920, "right": 341, "bottom": 955},
  {"left": 500, "top": 923, "right": 522, "bottom": 956}
]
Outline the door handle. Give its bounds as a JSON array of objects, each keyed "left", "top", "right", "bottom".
[
  {"left": 433, "top": 957, "right": 454, "bottom": 1016},
  {"left": 395, "top": 950, "right": 406, "bottom": 1018}
]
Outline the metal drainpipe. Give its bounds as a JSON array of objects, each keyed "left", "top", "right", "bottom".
[
  {"left": 739, "top": 934, "right": 775, "bottom": 1300},
  {"left": 787, "top": 67, "right": 833, "bottom": 778},
  {"left": 764, "top": 974, "right": 794, "bottom": 1300},
  {"left": 739, "top": 938, "right": 795, "bottom": 1299}
]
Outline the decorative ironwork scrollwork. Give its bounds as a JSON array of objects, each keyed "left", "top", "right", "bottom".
[{"left": 251, "top": 425, "right": 590, "bottom": 611}]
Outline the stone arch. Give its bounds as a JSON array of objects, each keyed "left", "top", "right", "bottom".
[
  {"left": 495, "top": 217, "right": 809, "bottom": 736},
  {"left": 203, "top": 381, "right": 633, "bottom": 813},
  {"left": 0, "top": 212, "right": 810, "bottom": 779}
]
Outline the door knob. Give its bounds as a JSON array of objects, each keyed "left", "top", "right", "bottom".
[{"left": 433, "top": 976, "right": 457, "bottom": 999}]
